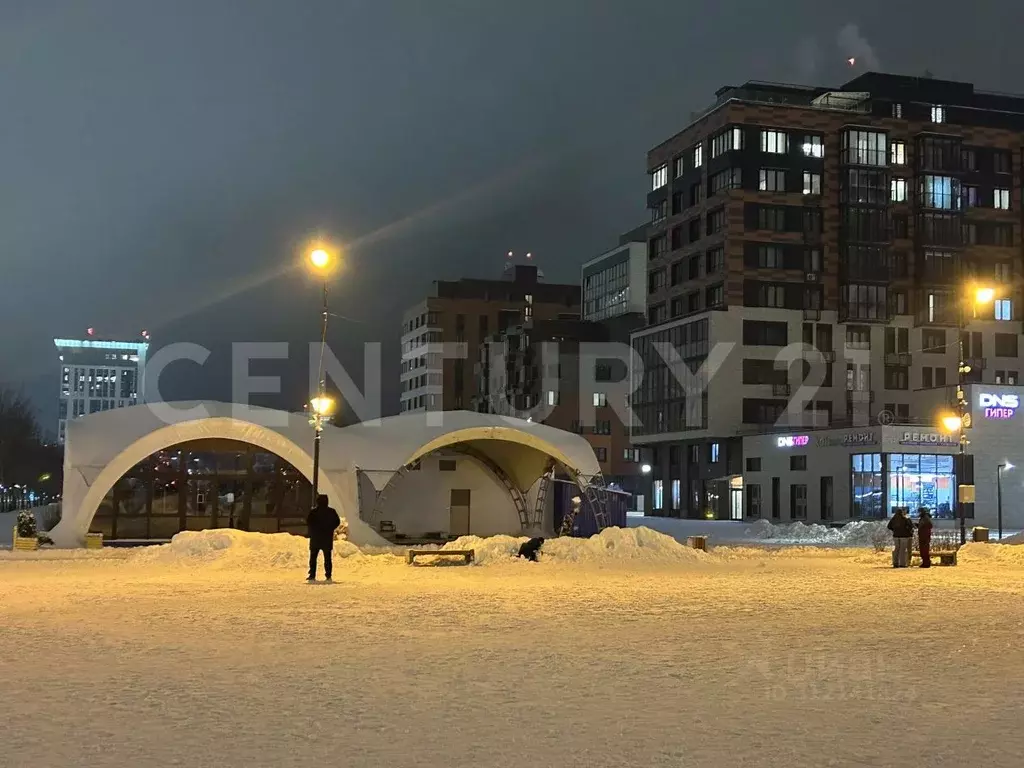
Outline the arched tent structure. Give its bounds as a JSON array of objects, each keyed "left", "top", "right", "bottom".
[{"left": 49, "top": 403, "right": 602, "bottom": 547}]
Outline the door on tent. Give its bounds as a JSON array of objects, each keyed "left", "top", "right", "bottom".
[
  {"left": 730, "top": 487, "right": 743, "bottom": 521},
  {"left": 449, "top": 489, "right": 471, "bottom": 536}
]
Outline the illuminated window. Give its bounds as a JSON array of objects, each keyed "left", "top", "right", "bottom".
[
  {"left": 693, "top": 143, "right": 703, "bottom": 167},
  {"left": 995, "top": 299, "right": 1013, "bottom": 321},
  {"left": 802, "top": 135, "right": 824, "bottom": 158},
  {"left": 593, "top": 392, "right": 608, "bottom": 407},
  {"left": 891, "top": 178, "right": 908, "bottom": 202},
  {"left": 930, "top": 105, "right": 946, "bottom": 123},
  {"left": 803, "top": 172, "right": 822, "bottom": 195},
  {"left": 759, "top": 169, "right": 786, "bottom": 192},
  {"left": 653, "top": 480, "right": 664, "bottom": 510},
  {"left": 761, "top": 130, "right": 788, "bottom": 154},
  {"left": 995, "top": 189, "right": 1011, "bottom": 210},
  {"left": 651, "top": 164, "right": 668, "bottom": 190},
  {"left": 890, "top": 141, "right": 906, "bottom": 165}
]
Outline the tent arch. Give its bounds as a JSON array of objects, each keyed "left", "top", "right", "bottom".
[
  {"left": 402, "top": 426, "right": 584, "bottom": 491},
  {"left": 50, "top": 417, "right": 353, "bottom": 546}
]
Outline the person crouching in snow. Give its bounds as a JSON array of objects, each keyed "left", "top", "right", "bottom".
[
  {"left": 917, "top": 508, "right": 933, "bottom": 568},
  {"left": 887, "top": 508, "right": 913, "bottom": 568},
  {"left": 518, "top": 537, "right": 544, "bottom": 562}
]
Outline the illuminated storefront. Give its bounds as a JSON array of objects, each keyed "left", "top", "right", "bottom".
[{"left": 740, "top": 385, "right": 1024, "bottom": 528}]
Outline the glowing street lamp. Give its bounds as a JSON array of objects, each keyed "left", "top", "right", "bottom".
[
  {"left": 308, "top": 394, "right": 335, "bottom": 501},
  {"left": 951, "top": 282, "right": 997, "bottom": 544},
  {"left": 641, "top": 463, "right": 652, "bottom": 475},
  {"left": 310, "top": 248, "right": 331, "bottom": 271},
  {"left": 306, "top": 244, "right": 339, "bottom": 502},
  {"left": 940, "top": 413, "right": 963, "bottom": 433}
]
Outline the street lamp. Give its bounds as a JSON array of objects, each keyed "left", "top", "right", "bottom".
[
  {"left": 997, "top": 462, "right": 1014, "bottom": 541},
  {"left": 951, "top": 282, "right": 995, "bottom": 544},
  {"left": 308, "top": 395, "right": 335, "bottom": 500},
  {"left": 307, "top": 246, "right": 337, "bottom": 500},
  {"left": 641, "top": 463, "right": 652, "bottom": 475}
]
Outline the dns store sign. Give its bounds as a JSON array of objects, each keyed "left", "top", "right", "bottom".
[
  {"left": 776, "top": 435, "right": 810, "bottom": 448},
  {"left": 980, "top": 392, "right": 1019, "bottom": 420}
]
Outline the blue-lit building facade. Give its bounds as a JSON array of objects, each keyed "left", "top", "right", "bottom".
[{"left": 55, "top": 336, "right": 149, "bottom": 445}]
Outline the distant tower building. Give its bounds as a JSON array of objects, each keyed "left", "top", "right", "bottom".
[{"left": 55, "top": 331, "right": 150, "bottom": 444}]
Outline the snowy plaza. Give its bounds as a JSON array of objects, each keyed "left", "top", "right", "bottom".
[{"left": 4, "top": 525, "right": 1024, "bottom": 768}]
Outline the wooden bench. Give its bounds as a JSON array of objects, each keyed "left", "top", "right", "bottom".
[
  {"left": 406, "top": 549, "right": 475, "bottom": 566},
  {"left": 913, "top": 550, "right": 958, "bottom": 566}
]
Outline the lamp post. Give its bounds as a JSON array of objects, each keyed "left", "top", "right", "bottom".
[
  {"left": 307, "top": 247, "right": 335, "bottom": 501},
  {"left": 308, "top": 395, "right": 335, "bottom": 500},
  {"left": 952, "top": 284, "right": 995, "bottom": 545},
  {"left": 997, "top": 462, "right": 1013, "bottom": 541}
]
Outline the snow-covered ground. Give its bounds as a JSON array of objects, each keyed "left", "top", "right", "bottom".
[
  {"left": 3, "top": 527, "right": 1024, "bottom": 767},
  {"left": 628, "top": 513, "right": 1023, "bottom": 545}
]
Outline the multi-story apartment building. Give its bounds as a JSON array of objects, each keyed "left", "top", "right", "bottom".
[
  {"left": 55, "top": 333, "right": 149, "bottom": 444},
  {"left": 474, "top": 237, "right": 648, "bottom": 502},
  {"left": 474, "top": 314, "right": 643, "bottom": 488},
  {"left": 581, "top": 228, "right": 647, "bottom": 321},
  {"left": 632, "top": 72, "right": 1024, "bottom": 522},
  {"left": 399, "top": 261, "right": 579, "bottom": 414}
]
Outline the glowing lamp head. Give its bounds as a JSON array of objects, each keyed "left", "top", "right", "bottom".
[
  {"left": 640, "top": 463, "right": 652, "bottom": 475},
  {"left": 309, "top": 395, "right": 335, "bottom": 417},
  {"left": 975, "top": 287, "right": 995, "bottom": 304},
  {"left": 310, "top": 249, "right": 331, "bottom": 270},
  {"left": 941, "top": 414, "right": 963, "bottom": 433}
]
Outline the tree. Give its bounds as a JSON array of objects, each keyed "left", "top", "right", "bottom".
[{"left": 0, "top": 387, "right": 61, "bottom": 509}]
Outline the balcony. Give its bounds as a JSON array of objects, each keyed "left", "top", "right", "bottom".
[
  {"left": 773, "top": 383, "right": 792, "bottom": 397},
  {"left": 884, "top": 352, "right": 913, "bottom": 366}
]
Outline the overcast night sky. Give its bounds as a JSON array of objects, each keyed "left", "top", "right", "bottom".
[{"left": 2, "top": 0, "right": 1021, "bottom": 431}]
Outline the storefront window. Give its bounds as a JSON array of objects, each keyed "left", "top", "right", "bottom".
[
  {"left": 851, "top": 453, "right": 884, "bottom": 519},
  {"left": 888, "top": 453, "right": 955, "bottom": 519}
]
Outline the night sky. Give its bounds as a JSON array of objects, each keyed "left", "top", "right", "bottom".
[{"left": 2, "top": 0, "right": 1020, "bottom": 433}]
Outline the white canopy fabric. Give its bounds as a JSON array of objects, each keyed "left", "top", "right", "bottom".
[{"left": 50, "top": 402, "right": 601, "bottom": 548}]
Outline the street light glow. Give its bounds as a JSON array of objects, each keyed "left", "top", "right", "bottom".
[
  {"left": 940, "top": 413, "right": 963, "bottom": 433},
  {"left": 310, "top": 395, "right": 335, "bottom": 416},
  {"left": 975, "top": 287, "right": 995, "bottom": 304},
  {"left": 641, "top": 463, "right": 652, "bottom": 474},
  {"left": 309, "top": 249, "right": 331, "bottom": 270}
]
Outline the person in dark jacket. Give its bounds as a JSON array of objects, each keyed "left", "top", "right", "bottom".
[
  {"left": 917, "top": 508, "right": 934, "bottom": 568},
  {"left": 307, "top": 494, "right": 341, "bottom": 582},
  {"left": 887, "top": 508, "right": 914, "bottom": 568},
  {"left": 518, "top": 537, "right": 544, "bottom": 562}
]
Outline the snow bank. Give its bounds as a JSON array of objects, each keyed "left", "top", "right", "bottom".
[
  {"left": 130, "top": 528, "right": 363, "bottom": 570},
  {"left": 958, "top": 542, "right": 1024, "bottom": 567},
  {"left": 745, "top": 519, "right": 889, "bottom": 547},
  {"left": 439, "top": 526, "right": 709, "bottom": 566},
  {"left": 1000, "top": 531, "right": 1024, "bottom": 545}
]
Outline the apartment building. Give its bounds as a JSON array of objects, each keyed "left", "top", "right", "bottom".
[
  {"left": 399, "top": 262, "right": 579, "bottom": 414},
  {"left": 55, "top": 333, "right": 149, "bottom": 444},
  {"left": 632, "top": 72, "right": 1024, "bottom": 520}
]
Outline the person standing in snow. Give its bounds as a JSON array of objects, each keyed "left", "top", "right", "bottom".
[
  {"left": 917, "top": 508, "right": 933, "bottom": 569},
  {"left": 887, "top": 508, "right": 913, "bottom": 568},
  {"left": 307, "top": 494, "right": 341, "bottom": 582}
]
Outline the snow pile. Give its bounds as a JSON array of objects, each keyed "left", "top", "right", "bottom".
[
  {"left": 958, "top": 542, "right": 1024, "bottom": 567},
  {"left": 441, "top": 526, "right": 709, "bottom": 566},
  {"left": 745, "top": 519, "right": 889, "bottom": 547},
  {"left": 1000, "top": 531, "right": 1024, "bottom": 545},
  {"left": 130, "top": 528, "right": 362, "bottom": 570}
]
